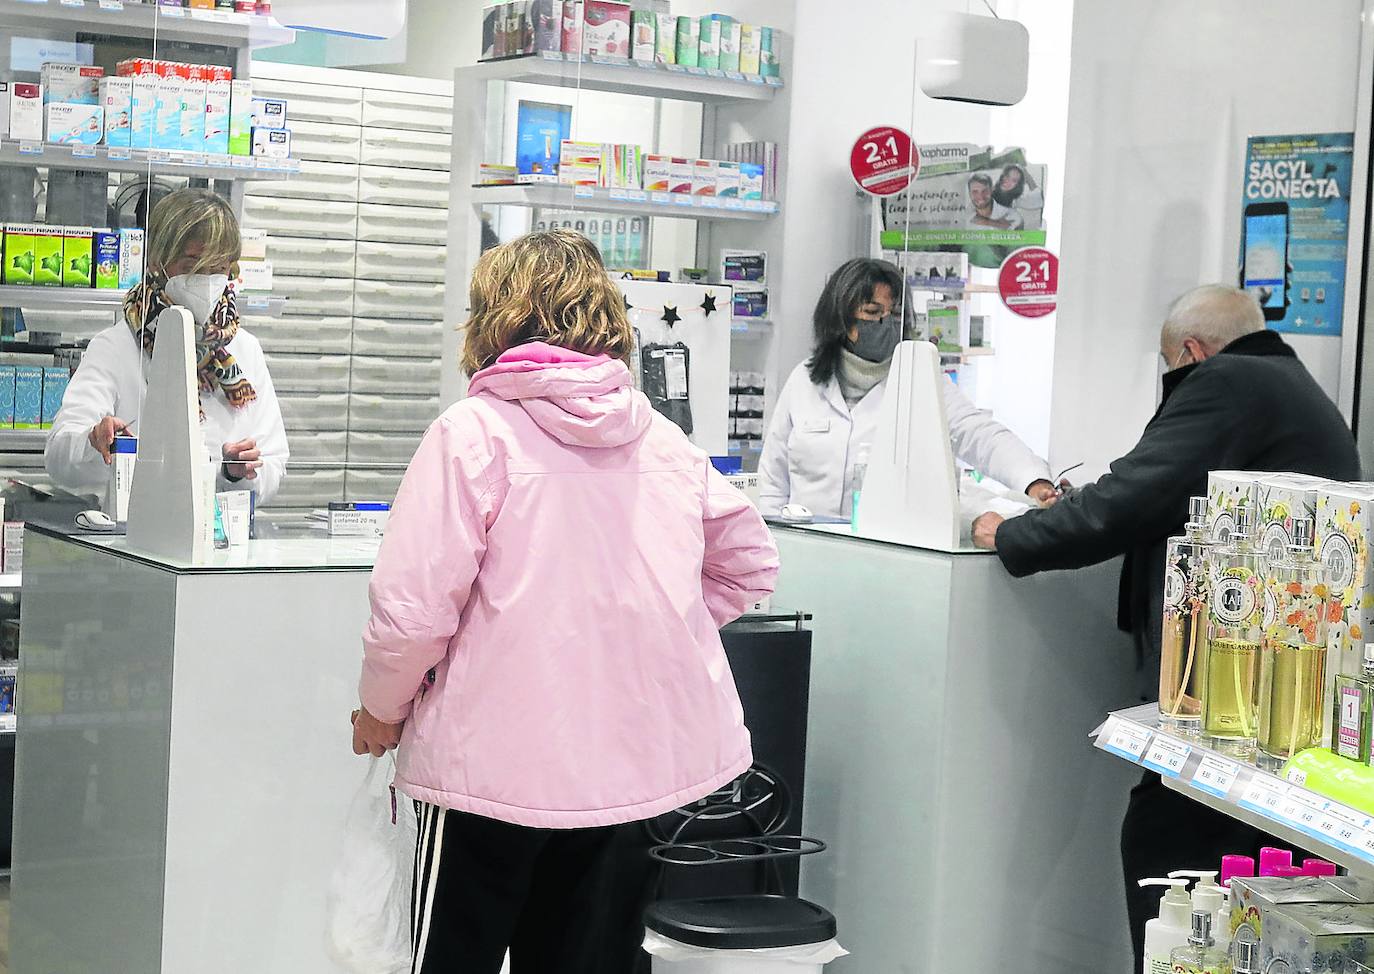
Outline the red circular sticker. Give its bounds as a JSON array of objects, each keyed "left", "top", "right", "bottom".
[
  {"left": 998, "top": 247, "right": 1059, "bottom": 318},
  {"left": 850, "top": 126, "right": 918, "bottom": 196}
]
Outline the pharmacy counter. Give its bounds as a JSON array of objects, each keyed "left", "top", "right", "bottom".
[
  {"left": 10, "top": 526, "right": 381, "bottom": 974},
  {"left": 771, "top": 523, "right": 1142, "bottom": 973}
]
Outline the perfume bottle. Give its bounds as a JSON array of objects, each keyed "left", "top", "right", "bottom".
[
  {"left": 1232, "top": 938, "right": 1261, "bottom": 974},
  {"left": 1257, "top": 517, "right": 1329, "bottom": 769},
  {"left": 1169, "top": 910, "right": 1230, "bottom": 974},
  {"left": 1160, "top": 496, "right": 1212, "bottom": 732},
  {"left": 1333, "top": 642, "right": 1374, "bottom": 763},
  {"left": 1201, "top": 503, "right": 1265, "bottom": 753}
]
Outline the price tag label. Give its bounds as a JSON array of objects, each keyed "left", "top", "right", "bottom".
[
  {"left": 765, "top": 76, "right": 784, "bottom": 87},
  {"left": 665, "top": 64, "right": 686, "bottom": 74},
  {"left": 1100, "top": 718, "right": 1152, "bottom": 763},
  {"left": 626, "top": 190, "right": 647, "bottom": 202},
  {"left": 686, "top": 67, "right": 706, "bottom": 76},
  {"left": 1278, "top": 792, "right": 1327, "bottom": 836},
  {"left": 148, "top": 150, "right": 171, "bottom": 163},
  {"left": 1142, "top": 735, "right": 1192, "bottom": 778},
  {"left": 723, "top": 199, "right": 744, "bottom": 210},
  {"left": 98, "top": 0, "right": 124, "bottom": 9},
  {"left": 700, "top": 197, "right": 722, "bottom": 209},
  {"left": 672, "top": 195, "right": 694, "bottom": 208},
  {"left": 746, "top": 75, "right": 765, "bottom": 85},
  {"left": 190, "top": 8, "right": 231, "bottom": 21},
  {"left": 608, "top": 189, "right": 629, "bottom": 202},
  {"left": 1239, "top": 776, "right": 1289, "bottom": 820},
  {"left": 208, "top": 154, "right": 231, "bottom": 167},
  {"left": 650, "top": 192, "right": 671, "bottom": 205},
  {"left": 538, "top": 50, "right": 562, "bottom": 63},
  {"left": 589, "top": 55, "right": 628, "bottom": 67},
  {"left": 231, "top": 156, "right": 255, "bottom": 169},
  {"left": 159, "top": 4, "right": 185, "bottom": 15},
  {"left": 176, "top": 153, "right": 206, "bottom": 167},
  {"left": 744, "top": 200, "right": 766, "bottom": 211},
  {"left": 725, "top": 71, "right": 745, "bottom": 81},
  {"left": 18, "top": 141, "right": 42, "bottom": 156},
  {"left": 60, "top": 0, "right": 85, "bottom": 7},
  {"left": 1191, "top": 754, "right": 1241, "bottom": 798},
  {"left": 706, "top": 69, "right": 726, "bottom": 78},
  {"left": 1359, "top": 830, "right": 1374, "bottom": 861},
  {"left": 71, "top": 145, "right": 98, "bottom": 158},
  {"left": 108, "top": 147, "right": 131, "bottom": 160},
  {"left": 573, "top": 186, "right": 595, "bottom": 199}
]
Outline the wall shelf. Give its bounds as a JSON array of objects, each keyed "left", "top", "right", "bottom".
[
  {"left": 0, "top": 285, "right": 286, "bottom": 316},
  {"left": 461, "top": 51, "right": 782, "bottom": 104},
  {"left": 0, "top": 431, "right": 47, "bottom": 452},
  {"left": 0, "top": 0, "right": 295, "bottom": 49},
  {"left": 0, "top": 140, "right": 300, "bottom": 180},
  {"left": 474, "top": 183, "right": 778, "bottom": 222}
]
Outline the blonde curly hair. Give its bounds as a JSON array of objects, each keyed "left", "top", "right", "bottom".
[
  {"left": 463, "top": 229, "right": 634, "bottom": 374},
  {"left": 146, "top": 187, "right": 241, "bottom": 277}
]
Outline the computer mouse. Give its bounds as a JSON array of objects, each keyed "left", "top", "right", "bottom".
[
  {"left": 75, "top": 510, "right": 116, "bottom": 531},
  {"left": 779, "top": 503, "right": 814, "bottom": 522}
]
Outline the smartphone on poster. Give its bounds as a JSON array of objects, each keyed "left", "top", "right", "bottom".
[{"left": 1242, "top": 201, "right": 1289, "bottom": 320}]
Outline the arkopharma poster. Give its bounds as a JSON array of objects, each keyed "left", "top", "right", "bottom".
[
  {"left": 880, "top": 143, "right": 1048, "bottom": 269},
  {"left": 1240, "top": 133, "right": 1352, "bottom": 337}
]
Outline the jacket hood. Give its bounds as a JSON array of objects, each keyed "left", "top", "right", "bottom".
[{"left": 466, "top": 342, "right": 651, "bottom": 449}]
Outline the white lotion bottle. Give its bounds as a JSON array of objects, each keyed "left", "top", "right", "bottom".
[
  {"left": 1139, "top": 877, "right": 1192, "bottom": 974},
  {"left": 1170, "top": 870, "right": 1230, "bottom": 959}
]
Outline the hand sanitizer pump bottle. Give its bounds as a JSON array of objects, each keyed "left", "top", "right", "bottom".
[
  {"left": 1169, "top": 910, "right": 1230, "bottom": 974},
  {"left": 1170, "top": 870, "right": 1230, "bottom": 959},
  {"left": 1139, "top": 878, "right": 1192, "bottom": 974}
]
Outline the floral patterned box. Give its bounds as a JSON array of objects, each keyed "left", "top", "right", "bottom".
[
  {"left": 1207, "top": 470, "right": 1272, "bottom": 543},
  {"left": 1230, "top": 876, "right": 1357, "bottom": 946},
  {"left": 1263, "top": 902, "right": 1374, "bottom": 974},
  {"left": 1317, "top": 484, "right": 1374, "bottom": 682},
  {"left": 1257, "top": 473, "right": 1328, "bottom": 561}
]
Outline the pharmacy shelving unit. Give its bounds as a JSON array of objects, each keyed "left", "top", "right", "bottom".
[
  {"left": 1094, "top": 703, "right": 1374, "bottom": 877},
  {"left": 446, "top": 42, "right": 793, "bottom": 471}
]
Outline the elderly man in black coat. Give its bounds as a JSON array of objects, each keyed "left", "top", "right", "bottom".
[{"left": 973, "top": 284, "right": 1361, "bottom": 969}]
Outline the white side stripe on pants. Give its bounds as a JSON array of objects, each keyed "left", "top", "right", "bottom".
[{"left": 412, "top": 802, "right": 447, "bottom": 974}]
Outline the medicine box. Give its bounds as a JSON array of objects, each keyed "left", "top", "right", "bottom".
[
  {"left": 631, "top": 10, "right": 656, "bottom": 60},
  {"left": 560, "top": 0, "right": 583, "bottom": 55},
  {"left": 716, "top": 160, "right": 741, "bottom": 198},
  {"left": 722, "top": 249, "right": 766, "bottom": 284},
  {"left": 155, "top": 76, "right": 183, "bottom": 150},
  {"left": 251, "top": 127, "right": 291, "bottom": 159},
  {"left": 250, "top": 97, "right": 287, "bottom": 130},
  {"left": 327, "top": 502, "right": 391, "bottom": 538},
  {"left": 531, "top": 0, "right": 562, "bottom": 54},
  {"left": 41, "top": 63, "right": 102, "bottom": 105},
  {"left": 2, "top": 523, "right": 22, "bottom": 575},
  {"left": 739, "top": 24, "right": 762, "bottom": 74},
  {"left": 100, "top": 77, "right": 132, "bottom": 148},
  {"left": 228, "top": 80, "right": 253, "bottom": 156},
  {"left": 129, "top": 76, "right": 158, "bottom": 150},
  {"left": 62, "top": 227, "right": 93, "bottom": 288},
  {"left": 669, "top": 157, "right": 693, "bottom": 194},
  {"left": 675, "top": 15, "right": 700, "bottom": 67},
  {"left": 760, "top": 27, "right": 779, "bottom": 77},
  {"left": 93, "top": 230, "right": 120, "bottom": 289},
  {"left": 9, "top": 84, "right": 42, "bottom": 142},
  {"left": 179, "top": 80, "right": 207, "bottom": 152},
  {"left": 718, "top": 17, "right": 741, "bottom": 72},
  {"left": 1206, "top": 470, "right": 1270, "bottom": 543},
  {"left": 2, "top": 225, "right": 37, "bottom": 285},
  {"left": 693, "top": 159, "right": 718, "bottom": 196},
  {"left": 698, "top": 15, "right": 721, "bottom": 70},
  {"left": 118, "top": 228, "right": 145, "bottom": 289},
  {"left": 203, "top": 79, "right": 230, "bottom": 153},
  {"left": 479, "top": 163, "right": 518, "bottom": 184},
  {"left": 643, "top": 154, "right": 671, "bottom": 192},
  {"left": 1262, "top": 902, "right": 1374, "bottom": 974},
  {"left": 32, "top": 228, "right": 63, "bottom": 288},
  {"left": 582, "top": 0, "right": 630, "bottom": 57},
  {"left": 655, "top": 13, "right": 676, "bottom": 63},
  {"left": 0, "top": 367, "right": 14, "bottom": 427},
  {"left": 239, "top": 227, "right": 268, "bottom": 262},
  {"left": 13, "top": 367, "right": 43, "bottom": 430},
  {"left": 738, "top": 162, "right": 764, "bottom": 200},
  {"left": 41, "top": 367, "right": 68, "bottom": 429},
  {"left": 732, "top": 285, "right": 768, "bottom": 319},
  {"left": 46, "top": 103, "right": 104, "bottom": 146}
]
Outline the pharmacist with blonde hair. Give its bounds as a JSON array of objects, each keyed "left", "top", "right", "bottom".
[{"left": 46, "top": 187, "right": 289, "bottom": 505}]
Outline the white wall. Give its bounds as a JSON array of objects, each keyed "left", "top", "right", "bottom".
[{"left": 1054, "top": 0, "right": 1366, "bottom": 479}]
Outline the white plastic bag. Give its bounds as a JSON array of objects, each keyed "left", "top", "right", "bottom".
[{"left": 325, "top": 755, "right": 418, "bottom": 974}]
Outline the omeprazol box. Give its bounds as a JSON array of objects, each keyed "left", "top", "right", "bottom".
[
  {"left": 1317, "top": 483, "right": 1374, "bottom": 679},
  {"left": 13, "top": 367, "right": 42, "bottom": 430},
  {"left": 327, "top": 502, "right": 390, "bottom": 538}
]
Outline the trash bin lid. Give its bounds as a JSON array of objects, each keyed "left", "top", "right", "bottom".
[{"left": 644, "top": 895, "right": 837, "bottom": 950}]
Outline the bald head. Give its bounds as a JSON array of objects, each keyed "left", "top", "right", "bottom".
[{"left": 1160, "top": 285, "right": 1265, "bottom": 368}]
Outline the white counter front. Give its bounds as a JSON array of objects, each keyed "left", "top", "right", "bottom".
[
  {"left": 11, "top": 528, "right": 381, "bottom": 974},
  {"left": 772, "top": 524, "right": 1142, "bottom": 972}
]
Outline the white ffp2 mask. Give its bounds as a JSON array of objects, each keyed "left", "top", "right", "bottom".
[{"left": 164, "top": 273, "right": 229, "bottom": 327}]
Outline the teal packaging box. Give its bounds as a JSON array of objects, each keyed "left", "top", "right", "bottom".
[
  {"left": 41, "top": 367, "right": 68, "bottom": 428},
  {"left": 0, "top": 367, "right": 16, "bottom": 428},
  {"left": 14, "top": 367, "right": 43, "bottom": 430}
]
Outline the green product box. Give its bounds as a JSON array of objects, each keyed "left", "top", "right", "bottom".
[
  {"left": 0, "top": 367, "right": 15, "bottom": 428},
  {"left": 62, "top": 227, "right": 93, "bottom": 288},
  {"left": 13, "top": 367, "right": 42, "bottom": 430},
  {"left": 654, "top": 12, "right": 676, "bottom": 63},
  {"left": 675, "top": 15, "right": 699, "bottom": 67},
  {"left": 631, "top": 10, "right": 655, "bottom": 61},
  {"left": 228, "top": 79, "right": 253, "bottom": 156},
  {"left": 93, "top": 230, "right": 120, "bottom": 289},
  {"left": 716, "top": 15, "right": 739, "bottom": 72},
  {"left": 33, "top": 228, "right": 64, "bottom": 287},
  {"left": 760, "top": 26, "right": 779, "bottom": 78},
  {"left": 698, "top": 15, "right": 721, "bottom": 70},
  {"left": 1263, "top": 902, "right": 1374, "bottom": 974},
  {"left": 2, "top": 225, "right": 37, "bottom": 286}
]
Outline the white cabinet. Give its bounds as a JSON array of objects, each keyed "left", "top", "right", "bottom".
[
  {"left": 268, "top": 235, "right": 358, "bottom": 279},
  {"left": 345, "top": 468, "right": 406, "bottom": 504},
  {"left": 245, "top": 160, "right": 359, "bottom": 203},
  {"left": 263, "top": 353, "right": 352, "bottom": 394},
  {"left": 360, "top": 126, "right": 451, "bottom": 171},
  {"left": 361, "top": 90, "right": 453, "bottom": 134},
  {"left": 273, "top": 466, "right": 346, "bottom": 507},
  {"left": 248, "top": 315, "right": 353, "bottom": 355},
  {"left": 350, "top": 355, "right": 443, "bottom": 395},
  {"left": 354, "top": 241, "right": 446, "bottom": 283},
  {"left": 347, "top": 430, "right": 424, "bottom": 465},
  {"left": 250, "top": 78, "right": 364, "bottom": 126},
  {"left": 270, "top": 275, "right": 356, "bottom": 318},
  {"left": 351, "top": 318, "right": 444, "bottom": 358},
  {"left": 287, "top": 429, "right": 348, "bottom": 465},
  {"left": 289, "top": 119, "right": 363, "bottom": 165},
  {"left": 243, "top": 196, "right": 358, "bottom": 241},
  {"left": 278, "top": 392, "right": 350, "bottom": 431},
  {"left": 348, "top": 393, "right": 439, "bottom": 433},
  {"left": 358, "top": 165, "right": 450, "bottom": 209},
  {"left": 353, "top": 280, "right": 445, "bottom": 320},
  {"left": 357, "top": 203, "right": 448, "bottom": 246}
]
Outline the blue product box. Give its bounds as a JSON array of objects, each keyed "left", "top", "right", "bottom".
[
  {"left": 94, "top": 231, "right": 120, "bottom": 289},
  {"left": 731, "top": 286, "right": 769, "bottom": 319},
  {"left": 14, "top": 367, "right": 43, "bottom": 430},
  {"left": 41, "top": 368, "right": 69, "bottom": 429},
  {"left": 0, "top": 368, "right": 16, "bottom": 429}
]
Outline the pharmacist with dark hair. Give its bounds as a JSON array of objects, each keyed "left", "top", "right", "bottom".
[{"left": 970, "top": 284, "right": 1361, "bottom": 969}]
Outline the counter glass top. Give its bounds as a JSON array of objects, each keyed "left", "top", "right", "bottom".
[{"left": 768, "top": 519, "right": 990, "bottom": 555}]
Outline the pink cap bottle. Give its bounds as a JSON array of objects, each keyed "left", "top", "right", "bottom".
[
  {"left": 1303, "top": 859, "right": 1338, "bottom": 877},
  {"left": 1221, "top": 854, "right": 1256, "bottom": 888},
  {"left": 1274, "top": 865, "right": 1305, "bottom": 878},
  {"left": 1260, "top": 847, "right": 1294, "bottom": 876}
]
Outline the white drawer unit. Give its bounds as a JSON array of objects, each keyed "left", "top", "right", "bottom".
[
  {"left": 289, "top": 119, "right": 363, "bottom": 165},
  {"left": 345, "top": 468, "right": 406, "bottom": 504},
  {"left": 246, "top": 315, "right": 353, "bottom": 355},
  {"left": 245, "top": 160, "right": 359, "bottom": 203},
  {"left": 358, "top": 165, "right": 451, "bottom": 209},
  {"left": 286, "top": 429, "right": 348, "bottom": 465},
  {"left": 347, "top": 430, "right": 423, "bottom": 466},
  {"left": 20, "top": 307, "right": 117, "bottom": 341},
  {"left": 268, "top": 235, "right": 358, "bottom": 279},
  {"left": 263, "top": 353, "right": 352, "bottom": 394},
  {"left": 350, "top": 354, "right": 443, "bottom": 395},
  {"left": 349, "top": 393, "right": 439, "bottom": 433},
  {"left": 354, "top": 240, "right": 446, "bottom": 283},
  {"left": 249, "top": 78, "right": 364, "bottom": 127},
  {"left": 242, "top": 195, "right": 358, "bottom": 241},
  {"left": 357, "top": 203, "right": 448, "bottom": 246},
  {"left": 278, "top": 392, "right": 350, "bottom": 431},
  {"left": 354, "top": 280, "right": 446, "bottom": 320},
  {"left": 270, "top": 466, "right": 346, "bottom": 508},
  {"left": 351, "top": 318, "right": 445, "bottom": 359},
  {"left": 362, "top": 89, "right": 453, "bottom": 134},
  {"left": 271, "top": 275, "right": 356, "bottom": 318},
  {"left": 360, "top": 126, "right": 451, "bottom": 171}
]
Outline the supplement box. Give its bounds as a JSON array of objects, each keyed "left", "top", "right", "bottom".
[
  {"left": 204, "top": 79, "right": 231, "bottom": 155},
  {"left": 669, "top": 157, "right": 693, "bottom": 194},
  {"left": 698, "top": 15, "right": 721, "bottom": 70},
  {"left": 692, "top": 159, "right": 718, "bottom": 196},
  {"left": 9, "top": 83, "right": 43, "bottom": 142},
  {"left": 760, "top": 26, "right": 779, "bottom": 77},
  {"left": 739, "top": 24, "right": 762, "bottom": 74},
  {"left": 721, "top": 249, "right": 767, "bottom": 283},
  {"left": 40, "top": 63, "right": 102, "bottom": 105},
  {"left": 0, "top": 367, "right": 14, "bottom": 427},
  {"left": 93, "top": 230, "right": 120, "bottom": 289},
  {"left": 739, "top": 162, "right": 765, "bottom": 200},
  {"left": 228, "top": 80, "right": 253, "bottom": 156},
  {"left": 250, "top": 96, "right": 287, "bottom": 130},
  {"left": 155, "top": 75, "right": 183, "bottom": 150},
  {"left": 531, "top": 0, "right": 562, "bottom": 54},
  {"left": 718, "top": 17, "right": 741, "bottom": 72},
  {"left": 631, "top": 10, "right": 656, "bottom": 61},
  {"left": 675, "top": 15, "right": 700, "bottom": 67},
  {"left": 732, "top": 285, "right": 768, "bottom": 319},
  {"left": 130, "top": 75, "right": 158, "bottom": 150},
  {"left": 716, "top": 160, "right": 741, "bottom": 198},
  {"left": 327, "top": 502, "right": 390, "bottom": 538},
  {"left": 13, "top": 366, "right": 43, "bottom": 429},
  {"left": 655, "top": 13, "right": 676, "bottom": 63},
  {"left": 643, "top": 154, "right": 672, "bottom": 192},
  {"left": 118, "top": 228, "right": 145, "bottom": 289},
  {"left": 62, "top": 227, "right": 93, "bottom": 288},
  {"left": 251, "top": 127, "right": 291, "bottom": 159},
  {"left": 1262, "top": 902, "right": 1374, "bottom": 974},
  {"left": 178, "top": 79, "right": 207, "bottom": 153},
  {"left": 2, "top": 225, "right": 37, "bottom": 285},
  {"left": 478, "top": 163, "right": 518, "bottom": 184},
  {"left": 46, "top": 103, "right": 104, "bottom": 145},
  {"left": 100, "top": 77, "right": 133, "bottom": 148},
  {"left": 582, "top": 0, "right": 630, "bottom": 57},
  {"left": 41, "top": 367, "right": 68, "bottom": 429},
  {"left": 33, "top": 228, "right": 63, "bottom": 287}
]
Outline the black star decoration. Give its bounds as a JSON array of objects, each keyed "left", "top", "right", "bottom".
[
  {"left": 700, "top": 292, "right": 718, "bottom": 316},
  {"left": 661, "top": 305, "right": 682, "bottom": 327},
  {"left": 624, "top": 294, "right": 633, "bottom": 312}
]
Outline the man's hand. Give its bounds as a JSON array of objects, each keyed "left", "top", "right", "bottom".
[
  {"left": 222, "top": 438, "right": 263, "bottom": 482},
  {"left": 88, "top": 416, "right": 131, "bottom": 464},
  {"left": 972, "top": 512, "right": 1005, "bottom": 550},
  {"left": 351, "top": 707, "right": 404, "bottom": 758},
  {"left": 1027, "top": 478, "right": 1074, "bottom": 508}
]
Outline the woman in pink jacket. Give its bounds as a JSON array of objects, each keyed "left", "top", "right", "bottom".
[{"left": 350, "top": 228, "right": 780, "bottom": 973}]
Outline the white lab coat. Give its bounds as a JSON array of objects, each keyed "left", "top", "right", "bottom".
[
  {"left": 758, "top": 362, "right": 1050, "bottom": 518},
  {"left": 45, "top": 322, "right": 290, "bottom": 504}
]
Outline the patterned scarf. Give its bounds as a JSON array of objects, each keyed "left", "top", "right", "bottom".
[{"left": 123, "top": 270, "right": 256, "bottom": 408}]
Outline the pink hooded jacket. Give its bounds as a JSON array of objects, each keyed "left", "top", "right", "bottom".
[{"left": 358, "top": 342, "right": 779, "bottom": 829}]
